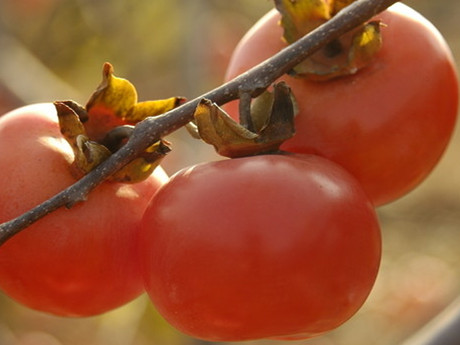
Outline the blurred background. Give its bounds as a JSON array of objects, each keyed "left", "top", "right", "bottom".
[{"left": 0, "top": 0, "right": 459, "bottom": 344}]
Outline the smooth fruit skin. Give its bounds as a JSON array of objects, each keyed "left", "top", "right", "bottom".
[
  {"left": 224, "top": 4, "right": 459, "bottom": 206},
  {"left": 0, "top": 103, "right": 168, "bottom": 316},
  {"left": 140, "top": 154, "right": 381, "bottom": 341}
]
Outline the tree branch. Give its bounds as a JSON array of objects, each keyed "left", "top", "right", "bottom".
[{"left": 0, "top": 0, "right": 398, "bottom": 246}]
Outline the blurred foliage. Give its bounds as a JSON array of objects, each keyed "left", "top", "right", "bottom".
[
  {"left": 0, "top": 0, "right": 272, "bottom": 102},
  {"left": 0, "top": 1, "right": 460, "bottom": 345}
]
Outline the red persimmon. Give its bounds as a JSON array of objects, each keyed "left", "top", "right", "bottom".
[
  {"left": 224, "top": 3, "right": 459, "bottom": 206},
  {"left": 0, "top": 103, "right": 168, "bottom": 316},
  {"left": 139, "top": 153, "right": 381, "bottom": 341}
]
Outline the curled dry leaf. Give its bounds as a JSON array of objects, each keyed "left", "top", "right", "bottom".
[
  {"left": 55, "top": 101, "right": 111, "bottom": 178},
  {"left": 194, "top": 82, "right": 296, "bottom": 158},
  {"left": 84, "top": 62, "right": 186, "bottom": 140}
]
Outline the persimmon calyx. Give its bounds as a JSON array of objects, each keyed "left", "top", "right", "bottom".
[
  {"left": 86, "top": 62, "right": 186, "bottom": 124},
  {"left": 274, "top": 0, "right": 383, "bottom": 80},
  {"left": 51, "top": 62, "right": 184, "bottom": 182},
  {"left": 193, "top": 82, "right": 296, "bottom": 158},
  {"left": 54, "top": 101, "right": 170, "bottom": 183}
]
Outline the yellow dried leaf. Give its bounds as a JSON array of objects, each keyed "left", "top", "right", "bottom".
[
  {"left": 110, "top": 140, "right": 171, "bottom": 183},
  {"left": 83, "top": 62, "right": 185, "bottom": 142},
  {"left": 125, "top": 97, "right": 186, "bottom": 124},
  {"left": 86, "top": 62, "right": 137, "bottom": 119},
  {"left": 55, "top": 101, "right": 111, "bottom": 178},
  {"left": 275, "top": 0, "right": 333, "bottom": 43},
  {"left": 55, "top": 101, "right": 87, "bottom": 146}
]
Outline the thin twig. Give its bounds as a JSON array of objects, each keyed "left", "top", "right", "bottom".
[{"left": 0, "top": 0, "right": 398, "bottom": 246}]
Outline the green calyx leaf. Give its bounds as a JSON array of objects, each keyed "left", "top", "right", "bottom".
[
  {"left": 274, "top": 0, "right": 383, "bottom": 80},
  {"left": 193, "top": 82, "right": 296, "bottom": 158}
]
